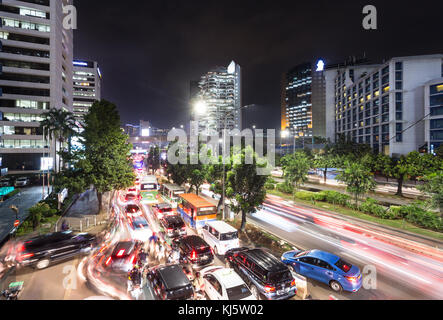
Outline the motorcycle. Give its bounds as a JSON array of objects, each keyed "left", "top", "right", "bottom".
[{"left": 1, "top": 281, "right": 24, "bottom": 300}]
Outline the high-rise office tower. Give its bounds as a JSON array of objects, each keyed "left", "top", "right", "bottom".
[
  {"left": 73, "top": 59, "right": 102, "bottom": 119},
  {"left": 0, "top": 0, "right": 73, "bottom": 172},
  {"left": 194, "top": 60, "right": 242, "bottom": 136}
]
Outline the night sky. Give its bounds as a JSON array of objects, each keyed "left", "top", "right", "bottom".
[{"left": 74, "top": 0, "right": 443, "bottom": 130}]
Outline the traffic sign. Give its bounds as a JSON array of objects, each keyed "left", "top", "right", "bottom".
[{"left": 14, "top": 220, "right": 20, "bottom": 227}]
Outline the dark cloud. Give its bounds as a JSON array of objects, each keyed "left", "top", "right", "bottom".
[{"left": 74, "top": 0, "right": 443, "bottom": 129}]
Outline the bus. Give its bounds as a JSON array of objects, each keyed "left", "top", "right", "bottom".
[
  {"left": 140, "top": 175, "right": 159, "bottom": 204},
  {"left": 177, "top": 193, "right": 217, "bottom": 230},
  {"left": 159, "top": 183, "right": 186, "bottom": 208}
]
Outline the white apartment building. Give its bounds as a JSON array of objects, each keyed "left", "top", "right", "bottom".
[
  {"left": 0, "top": 0, "right": 73, "bottom": 173},
  {"left": 424, "top": 78, "right": 443, "bottom": 154},
  {"left": 332, "top": 54, "right": 443, "bottom": 157},
  {"left": 193, "top": 60, "right": 242, "bottom": 136},
  {"left": 73, "top": 59, "right": 101, "bottom": 120}
]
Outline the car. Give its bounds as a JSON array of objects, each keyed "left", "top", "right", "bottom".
[
  {"left": 225, "top": 247, "right": 297, "bottom": 300},
  {"left": 160, "top": 215, "right": 187, "bottom": 238},
  {"left": 201, "top": 220, "right": 240, "bottom": 256},
  {"left": 152, "top": 203, "right": 175, "bottom": 219},
  {"left": 0, "top": 178, "right": 12, "bottom": 187},
  {"left": 125, "top": 204, "right": 142, "bottom": 218},
  {"left": 281, "top": 249, "right": 362, "bottom": 293},
  {"left": 177, "top": 235, "right": 214, "bottom": 269},
  {"left": 146, "top": 264, "right": 194, "bottom": 300},
  {"left": 14, "top": 177, "right": 29, "bottom": 187},
  {"left": 128, "top": 216, "right": 153, "bottom": 242},
  {"left": 124, "top": 193, "right": 138, "bottom": 202},
  {"left": 127, "top": 187, "right": 138, "bottom": 195},
  {"left": 200, "top": 266, "right": 256, "bottom": 300},
  {"left": 135, "top": 178, "right": 140, "bottom": 186},
  {"left": 105, "top": 241, "right": 141, "bottom": 273},
  {"left": 15, "top": 231, "right": 96, "bottom": 270}
]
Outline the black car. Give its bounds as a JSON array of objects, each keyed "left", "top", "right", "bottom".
[
  {"left": 146, "top": 264, "right": 194, "bottom": 300},
  {"left": 160, "top": 215, "right": 186, "bottom": 238},
  {"left": 225, "top": 247, "right": 297, "bottom": 300},
  {"left": 16, "top": 231, "right": 96, "bottom": 270},
  {"left": 177, "top": 235, "right": 214, "bottom": 269}
]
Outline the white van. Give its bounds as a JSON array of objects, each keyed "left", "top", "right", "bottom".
[{"left": 201, "top": 221, "right": 240, "bottom": 256}]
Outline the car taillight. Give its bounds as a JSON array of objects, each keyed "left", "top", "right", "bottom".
[
  {"left": 167, "top": 228, "right": 173, "bottom": 233},
  {"left": 105, "top": 257, "right": 112, "bottom": 266},
  {"left": 116, "top": 249, "right": 125, "bottom": 257},
  {"left": 210, "top": 248, "right": 214, "bottom": 255},
  {"left": 345, "top": 276, "right": 358, "bottom": 283},
  {"left": 291, "top": 279, "right": 296, "bottom": 287},
  {"left": 20, "top": 253, "right": 34, "bottom": 260},
  {"left": 190, "top": 250, "right": 196, "bottom": 260},
  {"left": 130, "top": 255, "right": 136, "bottom": 265},
  {"left": 264, "top": 285, "right": 275, "bottom": 293}
]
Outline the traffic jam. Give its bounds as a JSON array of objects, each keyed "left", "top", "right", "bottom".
[{"left": 2, "top": 156, "right": 363, "bottom": 301}]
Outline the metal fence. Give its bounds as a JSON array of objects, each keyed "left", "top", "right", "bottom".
[{"left": 54, "top": 215, "right": 107, "bottom": 233}]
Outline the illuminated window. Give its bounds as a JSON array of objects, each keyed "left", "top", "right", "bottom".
[{"left": 383, "top": 85, "right": 390, "bottom": 93}]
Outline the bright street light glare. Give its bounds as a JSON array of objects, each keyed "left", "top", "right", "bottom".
[{"left": 194, "top": 100, "right": 207, "bottom": 115}]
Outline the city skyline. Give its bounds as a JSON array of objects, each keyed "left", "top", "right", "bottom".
[{"left": 73, "top": 0, "right": 443, "bottom": 129}]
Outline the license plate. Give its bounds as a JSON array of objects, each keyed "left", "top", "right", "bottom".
[
  {"left": 277, "top": 290, "right": 284, "bottom": 295},
  {"left": 201, "top": 256, "right": 208, "bottom": 261}
]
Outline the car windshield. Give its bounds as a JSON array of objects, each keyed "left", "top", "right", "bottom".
[
  {"left": 132, "top": 219, "right": 148, "bottom": 229},
  {"left": 226, "top": 284, "right": 251, "bottom": 300},
  {"left": 268, "top": 270, "right": 292, "bottom": 283},
  {"left": 220, "top": 232, "right": 238, "bottom": 241},
  {"left": 165, "top": 218, "right": 184, "bottom": 229},
  {"left": 335, "top": 259, "right": 353, "bottom": 273},
  {"left": 160, "top": 207, "right": 172, "bottom": 212},
  {"left": 295, "top": 250, "right": 310, "bottom": 258},
  {"left": 126, "top": 205, "right": 139, "bottom": 213}
]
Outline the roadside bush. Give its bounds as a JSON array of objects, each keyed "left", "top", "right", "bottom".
[
  {"left": 264, "top": 182, "right": 275, "bottom": 190},
  {"left": 387, "top": 206, "right": 402, "bottom": 219},
  {"left": 267, "top": 178, "right": 277, "bottom": 184},
  {"left": 321, "top": 190, "right": 350, "bottom": 206},
  {"left": 276, "top": 183, "right": 294, "bottom": 194},
  {"left": 400, "top": 203, "right": 443, "bottom": 231},
  {"left": 294, "top": 191, "right": 317, "bottom": 201},
  {"left": 359, "top": 198, "right": 391, "bottom": 218}
]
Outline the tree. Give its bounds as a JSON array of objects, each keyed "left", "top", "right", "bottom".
[
  {"left": 313, "top": 150, "right": 343, "bottom": 183},
  {"left": 281, "top": 151, "right": 311, "bottom": 191},
  {"left": 436, "top": 145, "right": 443, "bottom": 160},
  {"left": 418, "top": 171, "right": 443, "bottom": 216},
  {"left": 40, "top": 108, "right": 78, "bottom": 173},
  {"left": 27, "top": 203, "right": 55, "bottom": 230},
  {"left": 81, "top": 100, "right": 136, "bottom": 212},
  {"left": 147, "top": 145, "right": 161, "bottom": 174},
  {"left": 330, "top": 134, "right": 372, "bottom": 160},
  {"left": 337, "top": 160, "right": 376, "bottom": 205},
  {"left": 206, "top": 153, "right": 233, "bottom": 213},
  {"left": 226, "top": 146, "right": 268, "bottom": 230}
]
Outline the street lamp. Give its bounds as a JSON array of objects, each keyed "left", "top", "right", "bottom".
[{"left": 194, "top": 100, "right": 207, "bottom": 115}]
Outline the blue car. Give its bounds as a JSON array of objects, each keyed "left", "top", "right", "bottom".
[{"left": 281, "top": 249, "right": 362, "bottom": 293}]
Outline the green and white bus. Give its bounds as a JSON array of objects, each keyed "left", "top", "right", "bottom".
[
  {"left": 159, "top": 183, "right": 185, "bottom": 208},
  {"left": 140, "top": 175, "right": 159, "bottom": 204}
]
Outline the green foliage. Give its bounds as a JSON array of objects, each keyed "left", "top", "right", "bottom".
[
  {"left": 264, "top": 182, "right": 275, "bottom": 190},
  {"left": 399, "top": 203, "right": 443, "bottom": 231},
  {"left": 387, "top": 206, "right": 403, "bottom": 219},
  {"left": 276, "top": 182, "right": 294, "bottom": 194},
  {"left": 294, "top": 191, "right": 321, "bottom": 201},
  {"left": 147, "top": 146, "right": 160, "bottom": 172},
  {"left": 337, "top": 160, "right": 376, "bottom": 204},
  {"left": 319, "top": 190, "right": 350, "bottom": 206},
  {"left": 418, "top": 171, "right": 443, "bottom": 214},
  {"left": 281, "top": 151, "right": 311, "bottom": 190},
  {"left": 266, "top": 177, "right": 277, "bottom": 184},
  {"left": 359, "top": 198, "right": 390, "bottom": 218},
  {"left": 226, "top": 146, "right": 268, "bottom": 230},
  {"left": 81, "top": 100, "right": 136, "bottom": 210}
]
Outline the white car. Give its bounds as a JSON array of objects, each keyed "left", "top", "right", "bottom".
[
  {"left": 201, "top": 220, "right": 240, "bottom": 256},
  {"left": 14, "top": 177, "right": 29, "bottom": 187},
  {"left": 200, "top": 266, "right": 256, "bottom": 300},
  {"left": 128, "top": 217, "right": 152, "bottom": 242}
]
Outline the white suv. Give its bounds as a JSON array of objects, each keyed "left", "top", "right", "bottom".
[{"left": 201, "top": 220, "right": 240, "bottom": 256}]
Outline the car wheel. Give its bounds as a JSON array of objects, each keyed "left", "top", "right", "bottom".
[
  {"left": 250, "top": 285, "right": 261, "bottom": 300},
  {"left": 329, "top": 280, "right": 343, "bottom": 293},
  {"left": 36, "top": 259, "right": 50, "bottom": 270}
]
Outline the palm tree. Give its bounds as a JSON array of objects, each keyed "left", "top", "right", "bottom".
[{"left": 40, "top": 109, "right": 78, "bottom": 173}]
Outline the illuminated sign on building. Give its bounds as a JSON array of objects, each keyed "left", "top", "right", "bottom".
[{"left": 316, "top": 60, "right": 325, "bottom": 72}]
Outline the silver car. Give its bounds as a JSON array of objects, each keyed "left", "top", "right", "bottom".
[{"left": 14, "top": 177, "right": 29, "bottom": 187}]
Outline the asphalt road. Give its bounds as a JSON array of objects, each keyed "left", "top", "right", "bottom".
[
  {"left": 0, "top": 186, "right": 43, "bottom": 244},
  {"left": 247, "top": 195, "right": 443, "bottom": 300}
]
